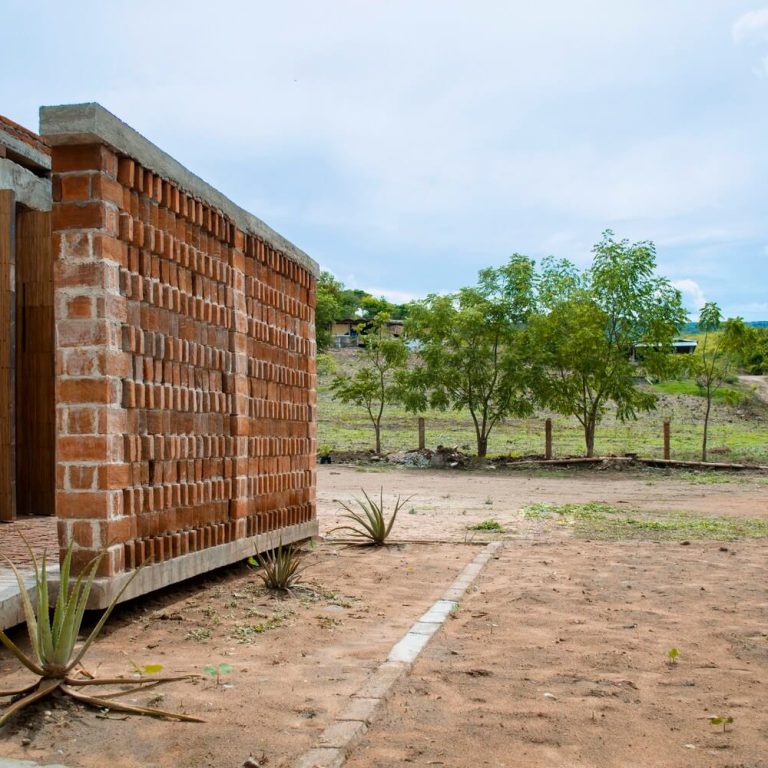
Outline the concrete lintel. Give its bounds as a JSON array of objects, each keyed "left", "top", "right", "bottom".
[
  {"left": 39, "top": 102, "right": 318, "bottom": 277},
  {"left": 88, "top": 520, "right": 319, "bottom": 609},
  {"left": 0, "top": 129, "right": 51, "bottom": 173},
  {"left": 0, "top": 159, "right": 52, "bottom": 211}
]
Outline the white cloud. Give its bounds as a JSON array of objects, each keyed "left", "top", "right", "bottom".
[
  {"left": 732, "top": 9, "right": 768, "bottom": 45},
  {"left": 672, "top": 279, "right": 707, "bottom": 313},
  {"left": 361, "top": 287, "right": 424, "bottom": 304}
]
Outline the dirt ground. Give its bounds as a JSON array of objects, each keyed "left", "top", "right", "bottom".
[{"left": 1, "top": 464, "right": 768, "bottom": 768}]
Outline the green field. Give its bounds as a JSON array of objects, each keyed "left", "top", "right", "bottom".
[{"left": 317, "top": 350, "right": 768, "bottom": 463}]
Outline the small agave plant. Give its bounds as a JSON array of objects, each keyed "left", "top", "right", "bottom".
[
  {"left": 330, "top": 488, "right": 409, "bottom": 545},
  {"left": 0, "top": 542, "right": 202, "bottom": 725},
  {"left": 249, "top": 540, "right": 306, "bottom": 593}
]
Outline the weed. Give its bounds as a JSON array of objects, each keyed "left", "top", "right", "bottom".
[
  {"left": 709, "top": 715, "right": 734, "bottom": 732},
  {"left": 203, "top": 663, "right": 233, "bottom": 686},
  {"left": 468, "top": 520, "right": 504, "bottom": 532},
  {"left": 329, "top": 488, "right": 409, "bottom": 545},
  {"left": 185, "top": 628, "right": 212, "bottom": 642},
  {"left": 666, "top": 647, "right": 679, "bottom": 666},
  {"left": 232, "top": 608, "right": 291, "bottom": 643},
  {"left": 521, "top": 502, "right": 768, "bottom": 542}
]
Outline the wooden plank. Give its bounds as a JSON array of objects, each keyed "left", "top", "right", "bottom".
[
  {"left": 15, "top": 208, "right": 54, "bottom": 516},
  {"left": 0, "top": 190, "right": 15, "bottom": 521}
]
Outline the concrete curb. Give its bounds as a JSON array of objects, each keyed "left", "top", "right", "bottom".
[{"left": 292, "top": 541, "right": 503, "bottom": 768}]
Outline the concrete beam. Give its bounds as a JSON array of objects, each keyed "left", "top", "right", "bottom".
[
  {"left": 88, "top": 519, "right": 319, "bottom": 609},
  {"left": 0, "top": 127, "right": 51, "bottom": 174},
  {"left": 0, "top": 159, "right": 51, "bottom": 211},
  {"left": 39, "top": 103, "right": 318, "bottom": 276}
]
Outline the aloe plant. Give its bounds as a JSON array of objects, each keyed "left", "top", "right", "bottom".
[
  {"left": 0, "top": 541, "right": 202, "bottom": 725},
  {"left": 330, "top": 488, "right": 409, "bottom": 545},
  {"left": 249, "top": 540, "right": 306, "bottom": 592}
]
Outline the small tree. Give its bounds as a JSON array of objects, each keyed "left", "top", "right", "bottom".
[
  {"left": 330, "top": 314, "right": 407, "bottom": 454},
  {"left": 316, "top": 271, "right": 343, "bottom": 352},
  {"left": 690, "top": 304, "right": 745, "bottom": 462},
  {"left": 401, "top": 255, "right": 536, "bottom": 458},
  {"left": 530, "top": 231, "right": 687, "bottom": 457}
]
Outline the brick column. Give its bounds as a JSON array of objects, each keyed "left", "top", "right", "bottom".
[{"left": 51, "top": 144, "right": 132, "bottom": 576}]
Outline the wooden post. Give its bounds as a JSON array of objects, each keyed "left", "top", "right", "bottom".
[
  {"left": 418, "top": 417, "right": 425, "bottom": 450},
  {"left": 545, "top": 418, "right": 552, "bottom": 460},
  {"left": 0, "top": 190, "right": 15, "bottom": 521},
  {"left": 663, "top": 419, "right": 671, "bottom": 460}
]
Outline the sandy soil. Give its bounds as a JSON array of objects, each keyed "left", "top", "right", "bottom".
[
  {"left": 1, "top": 464, "right": 767, "bottom": 768},
  {"left": 346, "top": 538, "right": 768, "bottom": 768},
  {"left": 0, "top": 542, "right": 477, "bottom": 768},
  {"left": 319, "top": 464, "right": 768, "bottom": 542}
]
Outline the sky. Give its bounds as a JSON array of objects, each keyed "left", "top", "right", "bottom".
[{"left": 2, "top": 1, "right": 767, "bottom": 320}]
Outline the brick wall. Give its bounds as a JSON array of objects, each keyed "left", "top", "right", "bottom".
[{"left": 48, "top": 113, "right": 317, "bottom": 581}]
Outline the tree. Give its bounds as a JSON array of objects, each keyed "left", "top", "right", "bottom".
[
  {"left": 316, "top": 271, "right": 343, "bottom": 352},
  {"left": 401, "top": 255, "right": 536, "bottom": 458},
  {"left": 330, "top": 314, "right": 408, "bottom": 454},
  {"left": 530, "top": 231, "right": 687, "bottom": 457},
  {"left": 689, "top": 304, "right": 746, "bottom": 462}
]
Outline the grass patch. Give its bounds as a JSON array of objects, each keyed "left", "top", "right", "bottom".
[
  {"left": 319, "top": 350, "right": 768, "bottom": 463},
  {"left": 521, "top": 502, "right": 768, "bottom": 541},
  {"left": 653, "top": 379, "right": 746, "bottom": 405},
  {"left": 468, "top": 519, "right": 504, "bottom": 532}
]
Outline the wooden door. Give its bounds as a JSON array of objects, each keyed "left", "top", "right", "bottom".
[{"left": 15, "top": 208, "right": 54, "bottom": 516}]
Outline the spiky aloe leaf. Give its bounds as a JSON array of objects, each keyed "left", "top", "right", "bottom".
[
  {"left": 0, "top": 679, "right": 60, "bottom": 727},
  {"left": 0, "top": 557, "right": 43, "bottom": 675},
  {"left": 68, "top": 559, "right": 142, "bottom": 672},
  {"left": 51, "top": 543, "right": 73, "bottom": 648},
  {"left": 63, "top": 685, "right": 204, "bottom": 722},
  {"left": 37, "top": 553, "right": 55, "bottom": 667}
]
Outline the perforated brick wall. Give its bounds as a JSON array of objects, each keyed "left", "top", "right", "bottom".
[{"left": 45, "top": 106, "right": 317, "bottom": 582}]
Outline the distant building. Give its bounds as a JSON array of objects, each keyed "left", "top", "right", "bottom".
[
  {"left": 631, "top": 338, "right": 698, "bottom": 362},
  {"left": 331, "top": 318, "right": 404, "bottom": 348}
]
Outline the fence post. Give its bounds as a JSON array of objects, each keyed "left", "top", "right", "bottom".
[
  {"left": 663, "top": 419, "right": 670, "bottom": 460},
  {"left": 545, "top": 418, "right": 552, "bottom": 460},
  {"left": 418, "top": 417, "right": 425, "bottom": 451}
]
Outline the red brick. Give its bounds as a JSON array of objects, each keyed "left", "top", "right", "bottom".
[
  {"left": 58, "top": 435, "right": 108, "bottom": 462},
  {"left": 117, "top": 157, "right": 135, "bottom": 187},
  {"left": 66, "top": 295, "right": 93, "bottom": 319},
  {"left": 57, "top": 378, "right": 115, "bottom": 405},
  {"left": 57, "top": 491, "right": 111, "bottom": 520},
  {"left": 58, "top": 174, "right": 92, "bottom": 202},
  {"left": 52, "top": 202, "right": 106, "bottom": 231},
  {"left": 52, "top": 144, "right": 117, "bottom": 174},
  {"left": 93, "top": 174, "right": 124, "bottom": 206}
]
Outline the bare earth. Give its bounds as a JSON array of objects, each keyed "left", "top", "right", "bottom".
[{"left": 1, "top": 464, "right": 767, "bottom": 768}]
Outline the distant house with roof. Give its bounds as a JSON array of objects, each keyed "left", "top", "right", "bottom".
[
  {"left": 331, "top": 317, "right": 405, "bottom": 347},
  {"left": 631, "top": 338, "right": 698, "bottom": 362}
]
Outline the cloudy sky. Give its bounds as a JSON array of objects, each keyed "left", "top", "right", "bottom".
[{"left": 2, "top": 1, "right": 766, "bottom": 319}]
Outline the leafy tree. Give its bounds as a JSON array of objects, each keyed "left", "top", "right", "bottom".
[
  {"left": 688, "top": 305, "right": 746, "bottom": 461},
  {"left": 401, "top": 255, "right": 536, "bottom": 458},
  {"left": 530, "top": 231, "right": 687, "bottom": 457},
  {"left": 734, "top": 324, "right": 768, "bottom": 374},
  {"left": 330, "top": 314, "right": 408, "bottom": 454},
  {"left": 316, "top": 271, "right": 343, "bottom": 351}
]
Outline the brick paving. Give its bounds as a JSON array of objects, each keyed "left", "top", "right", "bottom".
[{"left": 0, "top": 516, "right": 59, "bottom": 567}]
